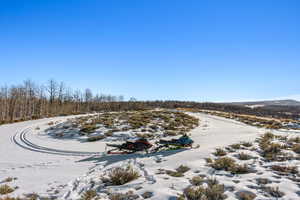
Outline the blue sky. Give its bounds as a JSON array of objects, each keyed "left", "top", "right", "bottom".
[{"left": 0, "top": 0, "right": 300, "bottom": 102}]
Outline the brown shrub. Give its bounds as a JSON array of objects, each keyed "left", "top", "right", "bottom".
[
  {"left": 109, "top": 191, "right": 139, "bottom": 200},
  {"left": 241, "top": 142, "right": 253, "bottom": 147},
  {"left": 80, "top": 124, "right": 97, "bottom": 134},
  {"left": 230, "top": 143, "right": 241, "bottom": 150},
  {"left": 292, "top": 144, "right": 300, "bottom": 153},
  {"left": 176, "top": 165, "right": 190, "bottom": 174},
  {"left": 183, "top": 180, "right": 226, "bottom": 200},
  {"left": 107, "top": 165, "right": 139, "bottom": 185},
  {"left": 87, "top": 135, "right": 105, "bottom": 142},
  {"left": 0, "top": 185, "right": 14, "bottom": 195},
  {"left": 271, "top": 165, "right": 298, "bottom": 174},
  {"left": 213, "top": 148, "right": 227, "bottom": 157},
  {"left": 210, "top": 157, "right": 236, "bottom": 171},
  {"left": 262, "top": 186, "right": 284, "bottom": 198},
  {"left": 190, "top": 176, "right": 204, "bottom": 186},
  {"left": 237, "top": 152, "right": 252, "bottom": 160},
  {"left": 80, "top": 190, "right": 97, "bottom": 200},
  {"left": 236, "top": 190, "right": 256, "bottom": 200}
]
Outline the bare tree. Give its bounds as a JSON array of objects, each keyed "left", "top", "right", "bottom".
[
  {"left": 47, "top": 79, "right": 58, "bottom": 104},
  {"left": 0, "top": 79, "right": 139, "bottom": 124},
  {"left": 58, "top": 81, "right": 65, "bottom": 105}
]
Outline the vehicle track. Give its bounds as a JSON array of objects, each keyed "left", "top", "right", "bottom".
[{"left": 12, "top": 127, "right": 102, "bottom": 156}]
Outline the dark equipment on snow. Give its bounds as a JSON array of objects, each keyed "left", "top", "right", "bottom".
[
  {"left": 157, "top": 134, "right": 194, "bottom": 147},
  {"left": 106, "top": 138, "right": 153, "bottom": 154}
]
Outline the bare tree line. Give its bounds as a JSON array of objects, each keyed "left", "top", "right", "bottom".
[
  {"left": 1, "top": 79, "right": 299, "bottom": 125},
  {"left": 0, "top": 79, "right": 125, "bottom": 124}
]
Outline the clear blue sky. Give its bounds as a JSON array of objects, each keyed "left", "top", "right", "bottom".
[{"left": 0, "top": 0, "right": 300, "bottom": 102}]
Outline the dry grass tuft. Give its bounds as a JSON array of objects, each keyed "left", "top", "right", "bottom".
[
  {"left": 213, "top": 148, "right": 227, "bottom": 157},
  {"left": 230, "top": 164, "right": 252, "bottom": 174},
  {"left": 205, "top": 158, "right": 213, "bottom": 163},
  {"left": 109, "top": 191, "right": 139, "bottom": 200},
  {"left": 183, "top": 179, "right": 226, "bottom": 200},
  {"left": 262, "top": 186, "right": 285, "bottom": 198},
  {"left": 166, "top": 165, "right": 190, "bottom": 177},
  {"left": 237, "top": 152, "right": 252, "bottom": 160},
  {"left": 87, "top": 135, "right": 105, "bottom": 142},
  {"left": 0, "top": 185, "right": 15, "bottom": 195},
  {"left": 256, "top": 178, "right": 270, "bottom": 185},
  {"left": 190, "top": 176, "right": 204, "bottom": 186},
  {"left": 236, "top": 190, "right": 256, "bottom": 200},
  {"left": 292, "top": 144, "right": 300, "bottom": 154},
  {"left": 210, "top": 157, "right": 236, "bottom": 171},
  {"left": 176, "top": 165, "right": 190, "bottom": 174},
  {"left": 241, "top": 142, "right": 253, "bottom": 147},
  {"left": 271, "top": 165, "right": 298, "bottom": 174},
  {"left": 0, "top": 197, "right": 21, "bottom": 200},
  {"left": 80, "top": 190, "right": 97, "bottom": 200},
  {"left": 107, "top": 165, "right": 139, "bottom": 185},
  {"left": 230, "top": 143, "right": 241, "bottom": 150},
  {"left": 80, "top": 124, "right": 97, "bottom": 134},
  {"left": 211, "top": 157, "right": 252, "bottom": 174}
]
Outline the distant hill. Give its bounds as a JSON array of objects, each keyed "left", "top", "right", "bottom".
[{"left": 227, "top": 99, "right": 300, "bottom": 108}]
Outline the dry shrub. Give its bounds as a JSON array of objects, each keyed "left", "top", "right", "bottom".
[
  {"left": 206, "top": 178, "right": 219, "bottom": 187},
  {"left": 0, "top": 197, "right": 21, "bottom": 200},
  {"left": 292, "top": 144, "right": 300, "bottom": 154},
  {"left": 109, "top": 191, "right": 139, "bottom": 200},
  {"left": 262, "top": 186, "right": 284, "bottom": 198},
  {"left": 47, "top": 121, "right": 54, "bottom": 126},
  {"left": 289, "top": 137, "right": 300, "bottom": 143},
  {"left": 261, "top": 132, "right": 275, "bottom": 141},
  {"left": 236, "top": 190, "right": 256, "bottom": 200},
  {"left": 0, "top": 185, "right": 14, "bottom": 195},
  {"left": 183, "top": 179, "right": 226, "bottom": 200},
  {"left": 166, "top": 170, "right": 184, "bottom": 177},
  {"left": 107, "top": 165, "right": 139, "bottom": 185},
  {"left": 259, "top": 137, "right": 284, "bottom": 161},
  {"left": 277, "top": 135, "right": 288, "bottom": 141},
  {"left": 176, "top": 165, "right": 190, "bottom": 173},
  {"left": 230, "top": 143, "right": 241, "bottom": 150},
  {"left": 230, "top": 164, "right": 252, "bottom": 175},
  {"left": 205, "top": 158, "right": 213, "bottom": 163},
  {"left": 87, "top": 135, "right": 105, "bottom": 142},
  {"left": 241, "top": 142, "right": 252, "bottom": 147},
  {"left": 80, "top": 190, "right": 97, "bottom": 200},
  {"left": 104, "top": 130, "right": 114, "bottom": 137},
  {"left": 167, "top": 165, "right": 190, "bottom": 177},
  {"left": 2, "top": 178, "right": 13, "bottom": 183},
  {"left": 23, "top": 193, "right": 39, "bottom": 200},
  {"left": 190, "top": 176, "right": 204, "bottom": 186},
  {"left": 237, "top": 152, "right": 252, "bottom": 160},
  {"left": 211, "top": 157, "right": 252, "bottom": 174},
  {"left": 213, "top": 148, "right": 227, "bottom": 157},
  {"left": 263, "top": 143, "right": 284, "bottom": 153},
  {"left": 210, "top": 157, "right": 236, "bottom": 171},
  {"left": 271, "top": 165, "right": 298, "bottom": 174},
  {"left": 80, "top": 124, "right": 97, "bottom": 134},
  {"left": 256, "top": 178, "right": 270, "bottom": 185}
]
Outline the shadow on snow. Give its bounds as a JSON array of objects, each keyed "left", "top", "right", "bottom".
[{"left": 76, "top": 148, "right": 188, "bottom": 167}]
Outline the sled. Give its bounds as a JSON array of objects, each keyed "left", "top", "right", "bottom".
[{"left": 106, "top": 139, "right": 152, "bottom": 154}]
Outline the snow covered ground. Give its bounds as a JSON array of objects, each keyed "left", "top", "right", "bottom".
[{"left": 1, "top": 112, "right": 299, "bottom": 199}]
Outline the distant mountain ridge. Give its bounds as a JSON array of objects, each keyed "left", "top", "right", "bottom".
[{"left": 227, "top": 99, "right": 300, "bottom": 107}]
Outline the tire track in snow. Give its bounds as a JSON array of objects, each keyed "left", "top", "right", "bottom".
[{"left": 12, "top": 127, "right": 102, "bottom": 157}]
